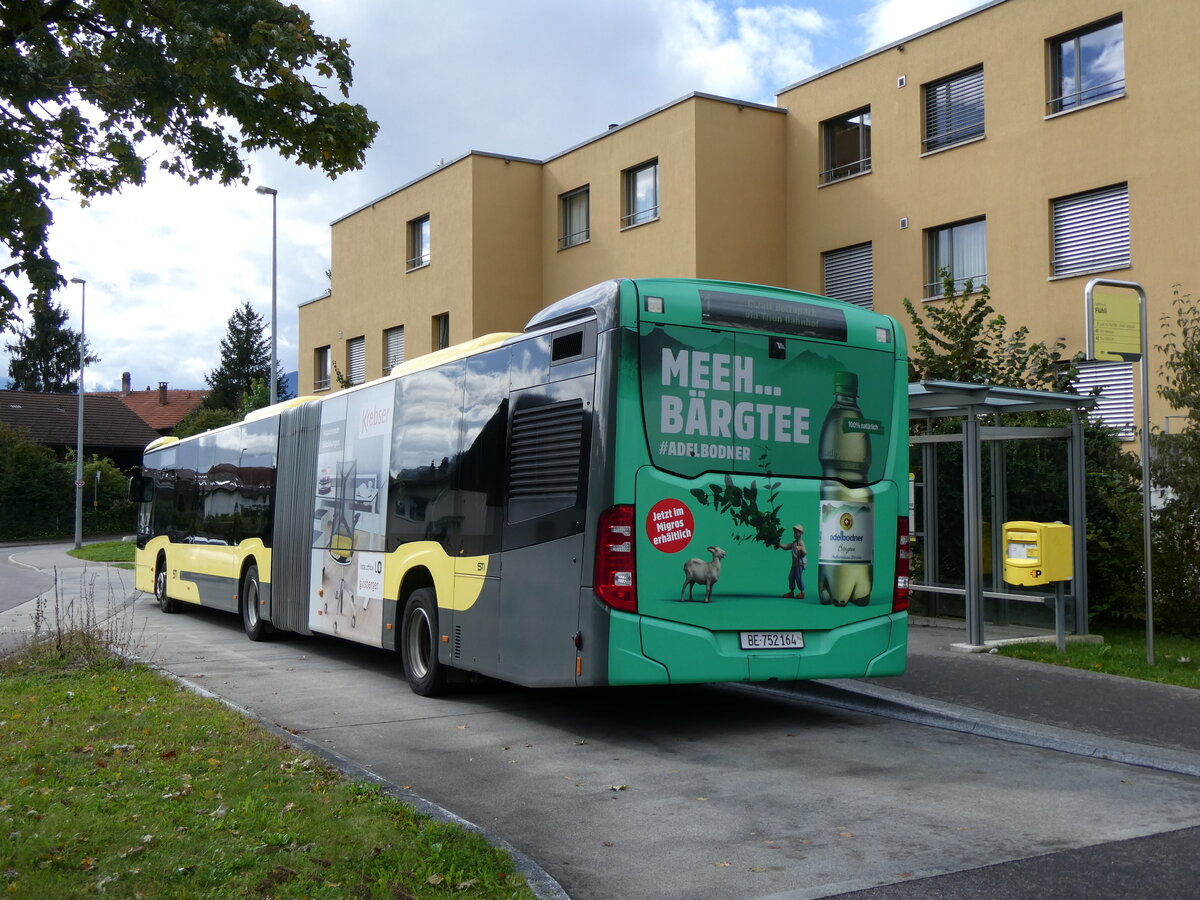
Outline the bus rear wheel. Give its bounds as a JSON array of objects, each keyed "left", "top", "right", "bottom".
[
  {"left": 154, "top": 557, "right": 179, "bottom": 614},
  {"left": 240, "top": 564, "right": 273, "bottom": 642},
  {"left": 401, "top": 588, "right": 446, "bottom": 696}
]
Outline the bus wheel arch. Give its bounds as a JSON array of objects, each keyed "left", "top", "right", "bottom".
[
  {"left": 240, "top": 560, "right": 273, "bottom": 642},
  {"left": 400, "top": 585, "right": 447, "bottom": 697},
  {"left": 154, "top": 552, "right": 179, "bottom": 614}
]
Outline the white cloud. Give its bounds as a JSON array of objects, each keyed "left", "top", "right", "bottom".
[
  {"left": 658, "top": 1, "right": 829, "bottom": 101},
  {"left": 857, "top": 0, "right": 983, "bottom": 52}
]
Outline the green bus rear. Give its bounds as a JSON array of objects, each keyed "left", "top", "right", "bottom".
[{"left": 586, "top": 278, "right": 909, "bottom": 684}]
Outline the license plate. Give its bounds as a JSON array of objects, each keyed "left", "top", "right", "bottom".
[{"left": 739, "top": 630, "right": 804, "bottom": 650}]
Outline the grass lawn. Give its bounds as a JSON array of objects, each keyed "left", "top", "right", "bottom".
[
  {"left": 996, "top": 620, "right": 1200, "bottom": 690},
  {"left": 68, "top": 541, "right": 135, "bottom": 570},
  {"left": 0, "top": 643, "right": 535, "bottom": 899}
]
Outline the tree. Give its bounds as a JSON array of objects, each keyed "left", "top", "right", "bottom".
[
  {"left": 903, "top": 272, "right": 1077, "bottom": 391},
  {"left": 173, "top": 405, "right": 237, "bottom": 438},
  {"left": 902, "top": 273, "right": 1143, "bottom": 621},
  {"left": 1151, "top": 286, "right": 1200, "bottom": 636},
  {"left": 203, "top": 300, "right": 288, "bottom": 412},
  {"left": 0, "top": 0, "right": 379, "bottom": 329},
  {"left": 5, "top": 292, "right": 98, "bottom": 391}
]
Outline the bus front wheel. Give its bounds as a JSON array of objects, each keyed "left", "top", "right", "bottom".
[
  {"left": 401, "top": 588, "right": 446, "bottom": 697},
  {"left": 240, "top": 565, "right": 273, "bottom": 642},
  {"left": 154, "top": 557, "right": 179, "bottom": 614}
]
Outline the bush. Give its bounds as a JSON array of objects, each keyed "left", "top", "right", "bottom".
[
  {"left": 1151, "top": 286, "right": 1200, "bottom": 636},
  {"left": 0, "top": 423, "right": 136, "bottom": 540},
  {"left": 0, "top": 423, "right": 73, "bottom": 539}
]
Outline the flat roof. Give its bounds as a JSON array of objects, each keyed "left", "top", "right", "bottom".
[
  {"left": 776, "top": 0, "right": 1011, "bottom": 95},
  {"left": 909, "top": 379, "right": 1096, "bottom": 419},
  {"left": 331, "top": 92, "right": 785, "bottom": 226}
]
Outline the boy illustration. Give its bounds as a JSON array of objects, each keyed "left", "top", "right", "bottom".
[{"left": 775, "top": 524, "right": 807, "bottom": 599}]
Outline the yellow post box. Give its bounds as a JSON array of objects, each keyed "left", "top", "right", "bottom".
[{"left": 1002, "top": 521, "right": 1073, "bottom": 586}]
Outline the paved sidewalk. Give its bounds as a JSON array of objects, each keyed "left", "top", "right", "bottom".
[
  {"left": 885, "top": 617, "right": 1200, "bottom": 755},
  {"left": 0, "top": 542, "right": 140, "bottom": 655},
  {"left": 767, "top": 615, "right": 1200, "bottom": 779}
]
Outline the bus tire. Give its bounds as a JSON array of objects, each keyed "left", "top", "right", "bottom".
[
  {"left": 154, "top": 557, "right": 179, "bottom": 614},
  {"left": 240, "top": 564, "right": 273, "bottom": 642},
  {"left": 401, "top": 588, "right": 446, "bottom": 696}
]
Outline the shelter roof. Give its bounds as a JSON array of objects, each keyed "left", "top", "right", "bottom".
[{"left": 908, "top": 380, "right": 1096, "bottom": 419}]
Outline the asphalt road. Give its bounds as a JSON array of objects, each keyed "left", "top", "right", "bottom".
[
  {"left": 125, "top": 600, "right": 1200, "bottom": 900},
  {"left": 0, "top": 546, "right": 54, "bottom": 614},
  {"left": 3, "top": 546, "right": 1199, "bottom": 899}
]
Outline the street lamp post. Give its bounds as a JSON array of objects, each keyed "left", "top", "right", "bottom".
[
  {"left": 255, "top": 186, "right": 278, "bottom": 407},
  {"left": 69, "top": 277, "right": 86, "bottom": 550}
]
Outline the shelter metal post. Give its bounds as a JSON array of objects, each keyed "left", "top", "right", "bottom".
[
  {"left": 1068, "top": 410, "right": 1089, "bottom": 635},
  {"left": 922, "top": 439, "right": 939, "bottom": 611},
  {"left": 963, "top": 410, "right": 984, "bottom": 647},
  {"left": 989, "top": 438, "right": 1008, "bottom": 599}
]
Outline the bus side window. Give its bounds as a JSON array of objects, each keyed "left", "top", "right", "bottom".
[
  {"left": 549, "top": 321, "right": 596, "bottom": 372},
  {"left": 388, "top": 364, "right": 464, "bottom": 552},
  {"left": 128, "top": 474, "right": 153, "bottom": 503},
  {"left": 458, "top": 348, "right": 509, "bottom": 556}
]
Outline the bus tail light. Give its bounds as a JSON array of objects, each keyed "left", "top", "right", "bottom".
[
  {"left": 894, "top": 517, "right": 911, "bottom": 612},
  {"left": 595, "top": 505, "right": 637, "bottom": 613}
]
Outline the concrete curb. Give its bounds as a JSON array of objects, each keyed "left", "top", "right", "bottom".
[{"left": 728, "top": 679, "right": 1200, "bottom": 778}]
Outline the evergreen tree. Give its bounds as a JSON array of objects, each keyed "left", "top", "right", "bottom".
[
  {"left": 6, "top": 293, "right": 98, "bottom": 392},
  {"left": 203, "top": 301, "right": 289, "bottom": 412}
]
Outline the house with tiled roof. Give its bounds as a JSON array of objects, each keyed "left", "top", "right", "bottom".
[
  {"left": 0, "top": 389, "right": 161, "bottom": 471},
  {"left": 91, "top": 372, "right": 208, "bottom": 435}
]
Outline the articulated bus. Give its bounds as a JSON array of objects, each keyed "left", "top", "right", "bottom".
[{"left": 131, "top": 278, "right": 910, "bottom": 695}]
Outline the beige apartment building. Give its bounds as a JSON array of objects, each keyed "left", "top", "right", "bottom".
[{"left": 299, "top": 0, "right": 1195, "bottom": 431}]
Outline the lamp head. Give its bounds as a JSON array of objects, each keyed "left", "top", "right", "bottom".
[
  {"left": 70, "top": 277, "right": 85, "bottom": 285},
  {"left": 255, "top": 186, "right": 277, "bottom": 196}
]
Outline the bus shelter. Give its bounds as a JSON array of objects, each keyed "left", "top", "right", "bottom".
[{"left": 908, "top": 380, "right": 1096, "bottom": 648}]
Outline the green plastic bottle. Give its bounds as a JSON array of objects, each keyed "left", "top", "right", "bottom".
[{"left": 817, "top": 371, "right": 873, "bottom": 607}]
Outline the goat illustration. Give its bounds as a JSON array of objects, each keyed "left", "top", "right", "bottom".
[{"left": 680, "top": 546, "right": 726, "bottom": 602}]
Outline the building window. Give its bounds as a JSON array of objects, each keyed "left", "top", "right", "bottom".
[
  {"left": 559, "top": 186, "right": 590, "bottom": 249},
  {"left": 314, "top": 345, "right": 331, "bottom": 392},
  {"left": 1073, "top": 360, "right": 1134, "bottom": 440},
  {"left": 822, "top": 243, "right": 873, "bottom": 309},
  {"left": 1051, "top": 183, "right": 1129, "bottom": 277},
  {"left": 384, "top": 326, "right": 405, "bottom": 373},
  {"left": 407, "top": 214, "right": 430, "bottom": 270},
  {"left": 346, "top": 335, "right": 365, "bottom": 385},
  {"left": 926, "top": 218, "right": 986, "bottom": 297},
  {"left": 923, "top": 66, "right": 984, "bottom": 152},
  {"left": 622, "top": 159, "right": 659, "bottom": 227},
  {"left": 433, "top": 313, "right": 449, "bottom": 350},
  {"left": 821, "top": 108, "right": 871, "bottom": 184},
  {"left": 1049, "top": 17, "right": 1124, "bottom": 114}
]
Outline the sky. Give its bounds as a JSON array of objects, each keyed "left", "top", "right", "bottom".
[{"left": 6, "top": 0, "right": 992, "bottom": 393}]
